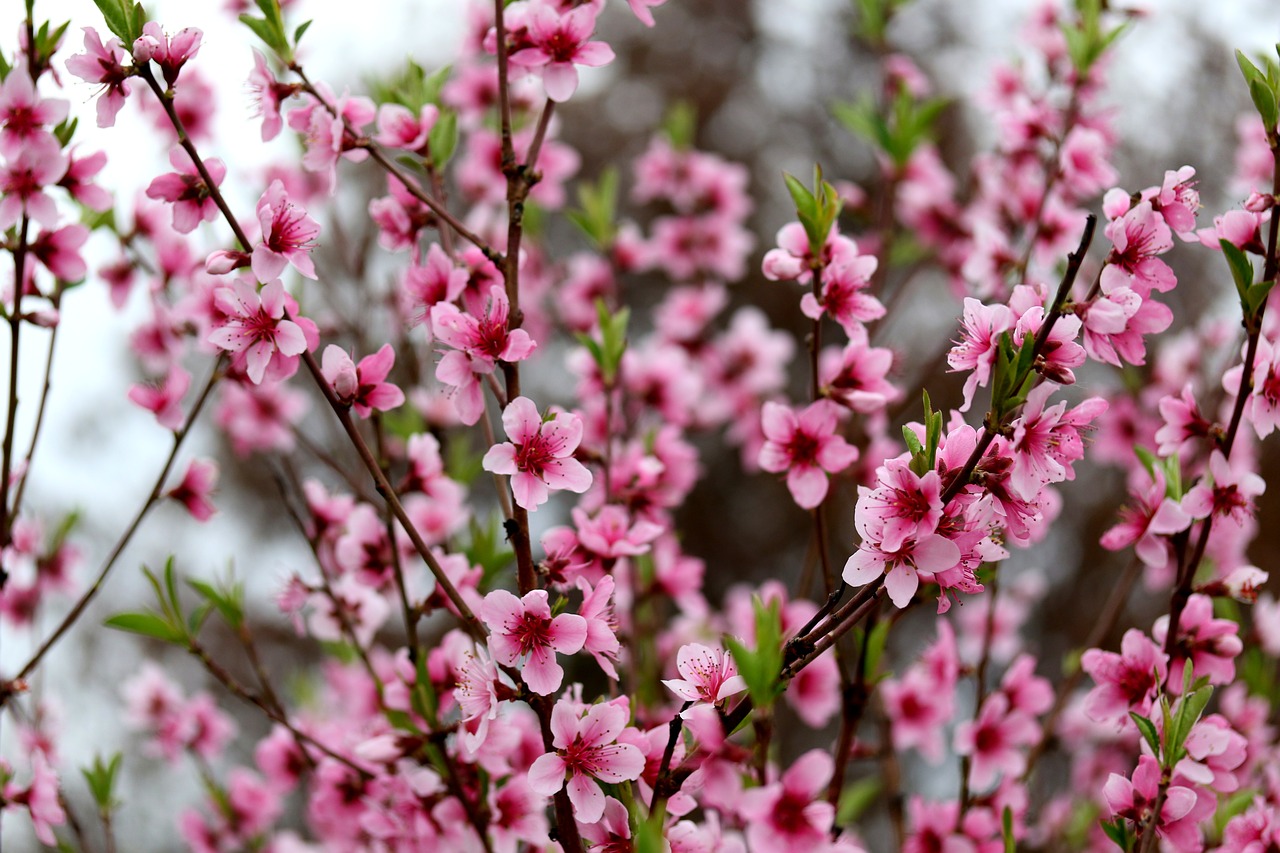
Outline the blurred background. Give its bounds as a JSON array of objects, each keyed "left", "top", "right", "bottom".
[{"left": 2, "top": 0, "right": 1280, "bottom": 847}]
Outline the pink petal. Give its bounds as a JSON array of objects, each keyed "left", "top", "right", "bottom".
[
  {"left": 566, "top": 772, "right": 605, "bottom": 823},
  {"left": 526, "top": 753, "right": 567, "bottom": 796},
  {"left": 883, "top": 562, "right": 919, "bottom": 608},
  {"left": 542, "top": 62, "right": 579, "bottom": 103}
]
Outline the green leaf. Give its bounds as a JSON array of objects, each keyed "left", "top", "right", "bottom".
[
  {"left": 92, "top": 0, "right": 133, "bottom": 44},
  {"left": 862, "top": 617, "right": 890, "bottom": 678},
  {"left": 293, "top": 19, "right": 312, "bottom": 45},
  {"left": 724, "top": 597, "right": 785, "bottom": 708},
  {"left": 239, "top": 14, "right": 281, "bottom": 54},
  {"left": 662, "top": 100, "right": 696, "bottom": 149},
  {"left": 1002, "top": 805, "right": 1016, "bottom": 853},
  {"left": 187, "top": 573, "right": 245, "bottom": 630},
  {"left": 635, "top": 814, "right": 665, "bottom": 853},
  {"left": 104, "top": 612, "right": 185, "bottom": 644},
  {"left": 835, "top": 777, "right": 880, "bottom": 824},
  {"left": 428, "top": 109, "right": 458, "bottom": 169},
  {"left": 1128, "top": 711, "right": 1160, "bottom": 758},
  {"left": 1100, "top": 817, "right": 1132, "bottom": 851},
  {"left": 464, "top": 513, "right": 514, "bottom": 589},
  {"left": 568, "top": 167, "right": 619, "bottom": 248},
  {"left": 81, "top": 753, "right": 123, "bottom": 811},
  {"left": 422, "top": 64, "right": 452, "bottom": 105}
]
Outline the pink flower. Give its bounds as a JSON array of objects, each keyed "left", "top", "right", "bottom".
[
  {"left": 661, "top": 643, "right": 747, "bottom": 714},
  {"left": 399, "top": 243, "right": 468, "bottom": 327},
  {"left": 948, "top": 297, "right": 1015, "bottom": 411},
  {"left": 819, "top": 331, "right": 897, "bottom": 413},
  {"left": 954, "top": 693, "right": 1038, "bottom": 791},
  {"left": 481, "top": 589, "right": 587, "bottom": 695},
  {"left": 881, "top": 670, "right": 953, "bottom": 762},
  {"left": 571, "top": 505, "right": 663, "bottom": 559},
  {"left": 127, "top": 363, "right": 190, "bottom": 430},
  {"left": 253, "top": 179, "right": 320, "bottom": 281},
  {"left": 3, "top": 754, "right": 66, "bottom": 846},
  {"left": 208, "top": 280, "right": 309, "bottom": 384},
  {"left": 0, "top": 71, "right": 68, "bottom": 158},
  {"left": 29, "top": 224, "right": 89, "bottom": 282},
  {"left": 1081, "top": 628, "right": 1168, "bottom": 724},
  {"left": 132, "top": 22, "right": 202, "bottom": 87},
  {"left": 432, "top": 286, "right": 537, "bottom": 425},
  {"left": 145, "top": 148, "right": 225, "bottom": 234},
  {"left": 1153, "top": 593, "right": 1243, "bottom": 688},
  {"left": 247, "top": 50, "right": 295, "bottom": 141},
  {"left": 527, "top": 698, "right": 644, "bottom": 824},
  {"left": 1104, "top": 755, "right": 1202, "bottom": 851},
  {"left": 1101, "top": 201, "right": 1176, "bottom": 297},
  {"left": 321, "top": 344, "right": 405, "bottom": 418},
  {"left": 66, "top": 28, "right": 133, "bottom": 128},
  {"left": 0, "top": 136, "right": 67, "bottom": 230},
  {"left": 512, "top": 3, "right": 616, "bottom": 103},
  {"left": 758, "top": 399, "right": 858, "bottom": 509},
  {"left": 482, "top": 397, "right": 593, "bottom": 511},
  {"left": 855, "top": 461, "right": 945, "bottom": 553},
  {"left": 1154, "top": 384, "right": 1215, "bottom": 457},
  {"left": 576, "top": 575, "right": 621, "bottom": 680},
  {"left": 374, "top": 102, "right": 439, "bottom": 150},
  {"left": 739, "top": 750, "right": 835, "bottom": 853},
  {"left": 1181, "top": 450, "right": 1265, "bottom": 526},
  {"left": 166, "top": 459, "right": 218, "bottom": 522},
  {"left": 1100, "top": 468, "right": 1192, "bottom": 569},
  {"left": 799, "top": 254, "right": 885, "bottom": 335}
]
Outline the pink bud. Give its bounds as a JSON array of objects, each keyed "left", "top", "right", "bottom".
[
  {"left": 132, "top": 34, "right": 159, "bottom": 63},
  {"left": 1245, "top": 191, "right": 1275, "bottom": 213},
  {"left": 205, "top": 250, "right": 248, "bottom": 275}
]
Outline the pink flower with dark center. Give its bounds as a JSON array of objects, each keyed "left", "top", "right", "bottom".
[
  {"left": 843, "top": 529, "right": 961, "bottom": 609},
  {"left": 0, "top": 71, "right": 68, "bottom": 158},
  {"left": 799, "top": 254, "right": 885, "bottom": 336},
  {"left": 661, "top": 643, "right": 747, "bottom": 714},
  {"left": 208, "top": 279, "right": 308, "bottom": 384},
  {"left": 758, "top": 399, "right": 858, "bottom": 509},
  {"left": 819, "top": 331, "right": 896, "bottom": 413},
  {"left": 1100, "top": 468, "right": 1191, "bottom": 569},
  {"left": 321, "top": 344, "right": 405, "bottom": 418},
  {"left": 374, "top": 102, "right": 439, "bottom": 150},
  {"left": 66, "top": 28, "right": 133, "bottom": 128},
  {"left": 954, "top": 693, "right": 1038, "bottom": 790},
  {"left": 527, "top": 698, "right": 644, "bottom": 824},
  {"left": 1154, "top": 384, "right": 1216, "bottom": 456},
  {"left": 58, "top": 148, "right": 112, "bottom": 212},
  {"left": 512, "top": 3, "right": 616, "bottom": 103},
  {"left": 856, "top": 460, "right": 945, "bottom": 553},
  {"left": 762, "top": 222, "right": 859, "bottom": 284},
  {"left": 455, "top": 643, "right": 516, "bottom": 756},
  {"left": 1104, "top": 755, "right": 1201, "bottom": 851},
  {"left": 1153, "top": 593, "right": 1243, "bottom": 688},
  {"left": 1182, "top": 450, "right": 1264, "bottom": 526},
  {"left": 399, "top": 244, "right": 468, "bottom": 327},
  {"left": 166, "top": 458, "right": 218, "bottom": 522},
  {"left": 432, "top": 286, "right": 537, "bottom": 425},
  {"left": 1225, "top": 337, "right": 1280, "bottom": 439},
  {"left": 29, "top": 224, "right": 89, "bottom": 282},
  {"left": 948, "top": 297, "right": 1015, "bottom": 411},
  {"left": 247, "top": 50, "right": 296, "bottom": 141},
  {"left": 482, "top": 397, "right": 592, "bottom": 511},
  {"left": 0, "top": 136, "right": 67, "bottom": 230},
  {"left": 739, "top": 750, "right": 835, "bottom": 853},
  {"left": 145, "top": 148, "right": 225, "bottom": 234},
  {"left": 481, "top": 589, "right": 587, "bottom": 695},
  {"left": 1080, "top": 628, "right": 1168, "bottom": 724},
  {"left": 3, "top": 754, "right": 66, "bottom": 846},
  {"left": 1101, "top": 200, "right": 1176, "bottom": 297},
  {"left": 1153, "top": 165, "right": 1200, "bottom": 236},
  {"left": 571, "top": 505, "right": 663, "bottom": 559},
  {"left": 253, "top": 179, "right": 320, "bottom": 281}
]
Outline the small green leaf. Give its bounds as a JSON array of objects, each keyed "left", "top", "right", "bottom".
[
  {"left": 1002, "top": 805, "right": 1016, "bottom": 853},
  {"left": 187, "top": 573, "right": 245, "bottom": 630},
  {"left": 293, "top": 19, "right": 312, "bottom": 45},
  {"left": 428, "top": 110, "right": 458, "bottom": 168},
  {"left": 104, "top": 612, "right": 185, "bottom": 644},
  {"left": 662, "top": 100, "right": 696, "bottom": 149},
  {"left": 1100, "top": 817, "right": 1132, "bottom": 851},
  {"left": 635, "top": 814, "right": 665, "bottom": 853},
  {"left": 724, "top": 598, "right": 785, "bottom": 708},
  {"left": 835, "top": 777, "right": 880, "bottom": 824},
  {"left": 81, "top": 753, "right": 123, "bottom": 811},
  {"left": 861, "top": 617, "right": 891, "bottom": 679},
  {"left": 1128, "top": 711, "right": 1160, "bottom": 758}
]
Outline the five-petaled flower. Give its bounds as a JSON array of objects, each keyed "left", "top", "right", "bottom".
[
  {"left": 482, "top": 396, "right": 593, "bottom": 510},
  {"left": 661, "top": 643, "right": 747, "bottom": 715},
  {"left": 208, "top": 279, "right": 308, "bottom": 384},
  {"left": 481, "top": 589, "right": 587, "bottom": 696},
  {"left": 526, "top": 698, "right": 644, "bottom": 824}
]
